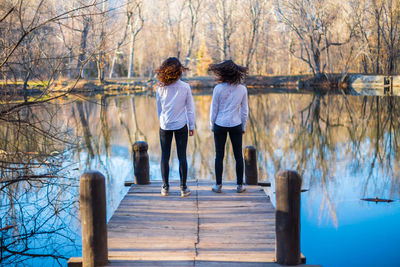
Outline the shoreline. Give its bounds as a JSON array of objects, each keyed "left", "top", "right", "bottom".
[{"left": 1, "top": 74, "right": 399, "bottom": 97}]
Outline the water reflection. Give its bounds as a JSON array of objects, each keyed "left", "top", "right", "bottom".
[
  {"left": 0, "top": 102, "right": 80, "bottom": 266},
  {"left": 1, "top": 92, "right": 400, "bottom": 266},
  {"left": 70, "top": 93, "right": 400, "bottom": 226}
]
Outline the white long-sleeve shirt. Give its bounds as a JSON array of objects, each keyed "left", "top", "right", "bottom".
[
  {"left": 209, "top": 83, "right": 249, "bottom": 131},
  {"left": 156, "top": 80, "right": 196, "bottom": 131}
]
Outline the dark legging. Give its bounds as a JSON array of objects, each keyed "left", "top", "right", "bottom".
[
  {"left": 213, "top": 123, "right": 243, "bottom": 185},
  {"left": 159, "top": 125, "right": 188, "bottom": 189}
]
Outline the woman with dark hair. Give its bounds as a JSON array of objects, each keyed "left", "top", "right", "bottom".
[
  {"left": 155, "top": 57, "right": 196, "bottom": 197},
  {"left": 208, "top": 60, "right": 249, "bottom": 193}
]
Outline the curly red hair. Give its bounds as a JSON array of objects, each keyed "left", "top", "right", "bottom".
[{"left": 155, "top": 57, "right": 188, "bottom": 86}]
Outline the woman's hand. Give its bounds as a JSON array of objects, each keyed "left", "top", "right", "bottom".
[{"left": 189, "top": 130, "right": 195, "bottom": 136}]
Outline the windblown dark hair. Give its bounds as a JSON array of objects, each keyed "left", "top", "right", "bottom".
[
  {"left": 155, "top": 57, "right": 188, "bottom": 86},
  {"left": 208, "top": 60, "right": 248, "bottom": 84}
]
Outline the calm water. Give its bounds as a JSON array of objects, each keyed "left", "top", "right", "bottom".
[{"left": 1, "top": 92, "right": 400, "bottom": 266}]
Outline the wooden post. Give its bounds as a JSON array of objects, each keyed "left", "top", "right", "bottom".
[
  {"left": 244, "top": 146, "right": 258, "bottom": 185},
  {"left": 275, "top": 170, "right": 302, "bottom": 265},
  {"left": 133, "top": 141, "right": 150, "bottom": 185},
  {"left": 80, "top": 171, "right": 108, "bottom": 267}
]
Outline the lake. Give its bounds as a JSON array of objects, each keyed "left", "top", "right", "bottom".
[{"left": 1, "top": 91, "right": 400, "bottom": 266}]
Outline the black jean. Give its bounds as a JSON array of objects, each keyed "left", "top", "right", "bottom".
[
  {"left": 159, "top": 125, "right": 188, "bottom": 189},
  {"left": 213, "top": 123, "right": 244, "bottom": 185}
]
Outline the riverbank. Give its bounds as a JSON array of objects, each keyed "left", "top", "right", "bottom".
[{"left": 1, "top": 74, "right": 400, "bottom": 96}]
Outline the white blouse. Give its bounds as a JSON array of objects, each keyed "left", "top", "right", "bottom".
[
  {"left": 209, "top": 83, "right": 249, "bottom": 131},
  {"left": 156, "top": 80, "right": 196, "bottom": 131}
]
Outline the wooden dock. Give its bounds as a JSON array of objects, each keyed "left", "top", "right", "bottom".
[{"left": 105, "top": 180, "right": 309, "bottom": 266}]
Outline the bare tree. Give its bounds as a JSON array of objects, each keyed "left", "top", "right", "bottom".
[
  {"left": 276, "top": 0, "right": 354, "bottom": 77},
  {"left": 184, "top": 0, "right": 204, "bottom": 66},
  {"left": 109, "top": 1, "right": 131, "bottom": 78},
  {"left": 0, "top": 3, "right": 114, "bottom": 264},
  {"left": 207, "top": 0, "right": 238, "bottom": 61},
  {"left": 349, "top": 0, "right": 375, "bottom": 73},
  {"left": 348, "top": 0, "right": 400, "bottom": 74},
  {"left": 75, "top": 16, "right": 90, "bottom": 79},
  {"left": 162, "top": 0, "right": 187, "bottom": 60},
  {"left": 372, "top": 0, "right": 384, "bottom": 74},
  {"left": 244, "top": 0, "right": 267, "bottom": 68},
  {"left": 380, "top": 0, "right": 400, "bottom": 74},
  {"left": 1, "top": 0, "right": 399, "bottom": 87},
  {"left": 96, "top": 0, "right": 108, "bottom": 83},
  {"left": 0, "top": 0, "right": 105, "bottom": 105},
  {"left": 127, "top": 0, "right": 144, "bottom": 78}
]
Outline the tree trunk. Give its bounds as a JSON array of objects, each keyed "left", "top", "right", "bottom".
[
  {"left": 128, "top": 34, "right": 135, "bottom": 78},
  {"left": 76, "top": 17, "right": 90, "bottom": 79},
  {"left": 97, "top": 38, "right": 105, "bottom": 84},
  {"left": 68, "top": 49, "right": 73, "bottom": 79},
  {"left": 184, "top": 0, "right": 197, "bottom": 67},
  {"left": 376, "top": 22, "right": 380, "bottom": 74},
  {"left": 22, "top": 72, "right": 30, "bottom": 103},
  {"left": 314, "top": 50, "right": 321, "bottom": 77},
  {"left": 222, "top": 2, "right": 229, "bottom": 60},
  {"left": 287, "top": 31, "right": 292, "bottom": 74},
  {"left": 109, "top": 53, "right": 117, "bottom": 79},
  {"left": 245, "top": 26, "right": 257, "bottom": 68},
  {"left": 98, "top": 1, "right": 106, "bottom": 83},
  {"left": 97, "top": 54, "right": 105, "bottom": 83},
  {"left": 223, "top": 27, "right": 228, "bottom": 60},
  {"left": 176, "top": 44, "right": 181, "bottom": 60},
  {"left": 245, "top": 2, "right": 261, "bottom": 69},
  {"left": 375, "top": 7, "right": 381, "bottom": 74},
  {"left": 362, "top": 55, "right": 368, "bottom": 73}
]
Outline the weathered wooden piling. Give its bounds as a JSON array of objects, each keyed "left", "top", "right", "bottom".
[
  {"left": 244, "top": 145, "right": 258, "bottom": 185},
  {"left": 275, "top": 170, "right": 302, "bottom": 265},
  {"left": 132, "top": 141, "right": 150, "bottom": 185},
  {"left": 79, "top": 171, "right": 108, "bottom": 267}
]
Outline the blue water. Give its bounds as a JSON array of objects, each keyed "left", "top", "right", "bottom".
[
  {"left": 1, "top": 93, "right": 400, "bottom": 266},
  {"left": 302, "top": 200, "right": 400, "bottom": 267}
]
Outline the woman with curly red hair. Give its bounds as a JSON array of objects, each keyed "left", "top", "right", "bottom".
[
  {"left": 155, "top": 57, "right": 196, "bottom": 197},
  {"left": 208, "top": 60, "right": 249, "bottom": 193}
]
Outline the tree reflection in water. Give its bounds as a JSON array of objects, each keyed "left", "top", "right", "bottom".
[
  {"left": 1, "top": 93, "right": 399, "bottom": 265},
  {"left": 0, "top": 101, "right": 79, "bottom": 266},
  {"left": 250, "top": 93, "right": 399, "bottom": 225}
]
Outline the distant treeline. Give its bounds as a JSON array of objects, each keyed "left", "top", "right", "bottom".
[{"left": 1, "top": 0, "right": 399, "bottom": 87}]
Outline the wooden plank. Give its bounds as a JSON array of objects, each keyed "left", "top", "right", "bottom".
[
  {"left": 196, "top": 243, "right": 275, "bottom": 249},
  {"left": 108, "top": 251, "right": 196, "bottom": 259},
  {"left": 197, "top": 240, "right": 275, "bottom": 245},
  {"left": 108, "top": 260, "right": 195, "bottom": 266},
  {"left": 199, "top": 222, "right": 275, "bottom": 229},
  {"left": 199, "top": 216, "right": 274, "bottom": 222},
  {"left": 195, "top": 262, "right": 320, "bottom": 267},
  {"left": 195, "top": 262, "right": 275, "bottom": 267},
  {"left": 106, "top": 180, "right": 300, "bottom": 266},
  {"left": 195, "top": 181, "right": 277, "bottom": 265},
  {"left": 108, "top": 224, "right": 197, "bottom": 231},
  {"left": 195, "top": 251, "right": 275, "bottom": 262},
  {"left": 108, "top": 242, "right": 195, "bottom": 250},
  {"left": 107, "top": 181, "right": 198, "bottom": 265}
]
